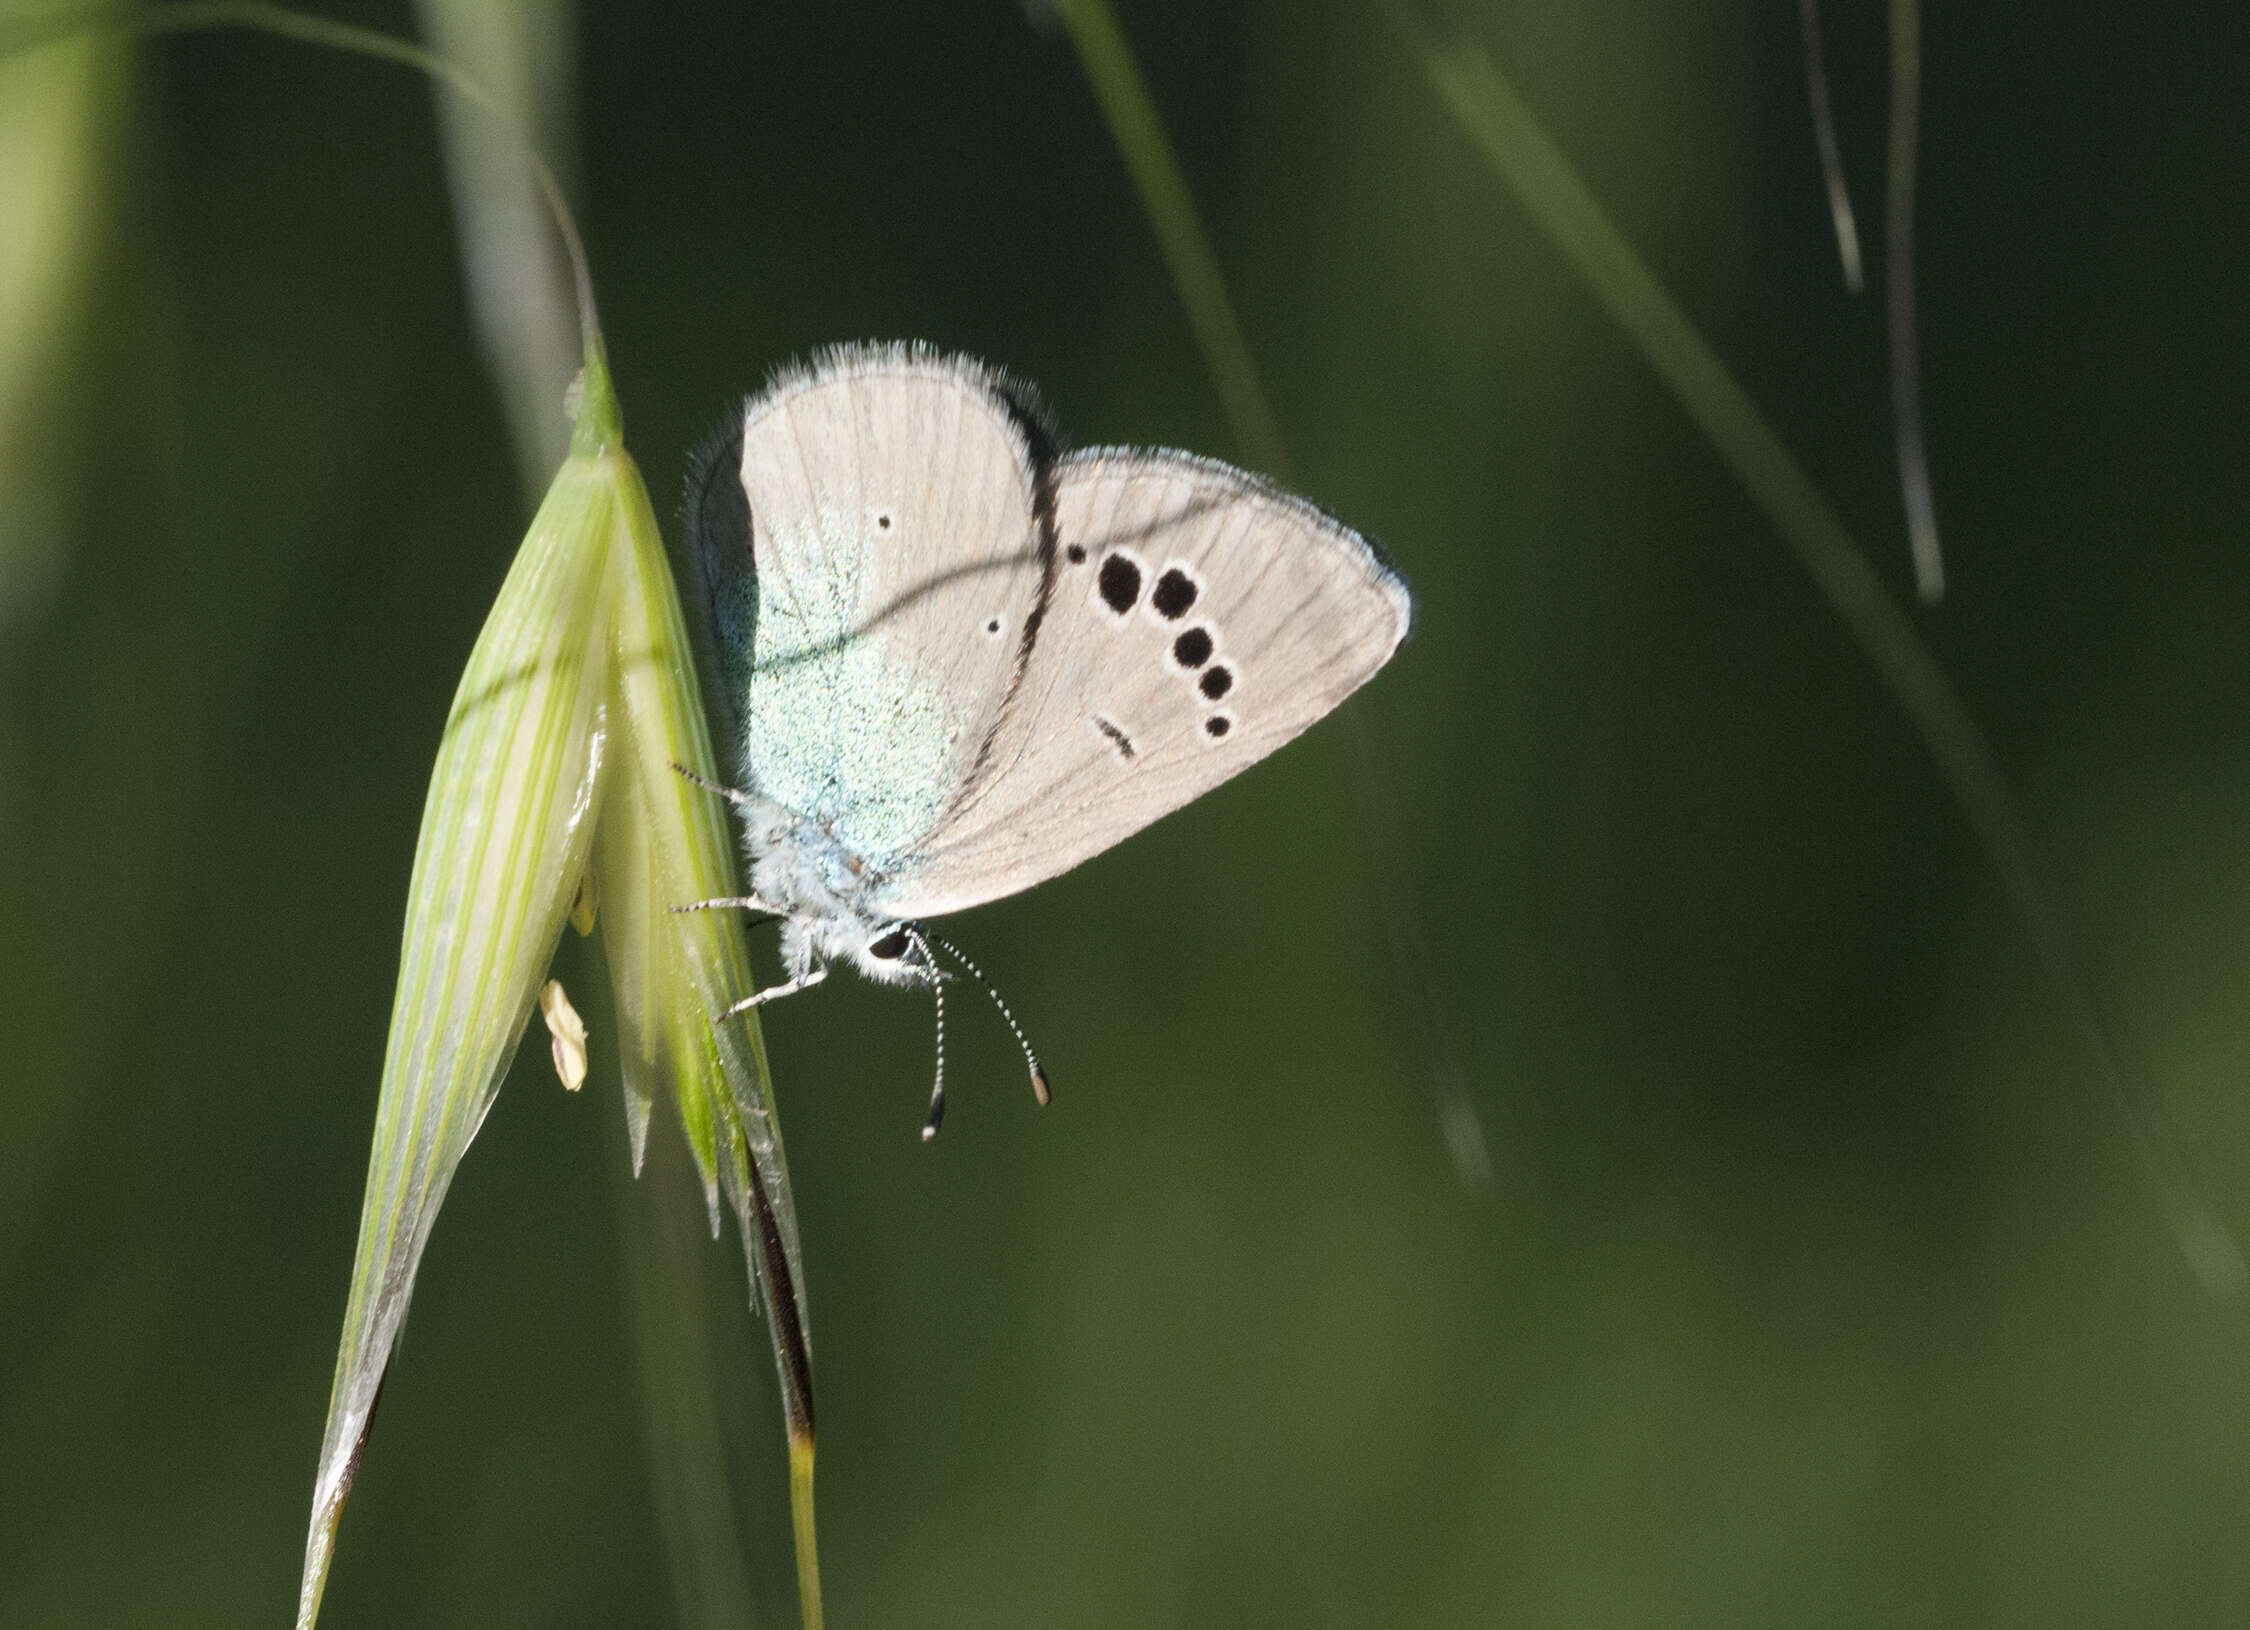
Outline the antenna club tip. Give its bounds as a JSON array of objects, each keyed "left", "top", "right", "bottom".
[
  {"left": 920, "top": 1124, "right": 939, "bottom": 1143},
  {"left": 1030, "top": 1066, "right": 1053, "bottom": 1107}
]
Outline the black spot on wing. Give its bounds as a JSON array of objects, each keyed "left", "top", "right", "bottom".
[
  {"left": 1058, "top": 443, "right": 1416, "bottom": 646},
  {"left": 1094, "top": 716, "right": 1137, "bottom": 760},
  {"left": 1099, "top": 554, "right": 1142, "bottom": 614},
  {"left": 1151, "top": 567, "right": 1198, "bottom": 619},
  {"left": 1172, "top": 627, "right": 1213, "bottom": 668},
  {"left": 1199, "top": 665, "right": 1233, "bottom": 700}
]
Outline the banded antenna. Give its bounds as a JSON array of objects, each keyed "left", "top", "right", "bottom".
[
  {"left": 905, "top": 927, "right": 949, "bottom": 1142},
  {"left": 917, "top": 926, "right": 1052, "bottom": 1111}
]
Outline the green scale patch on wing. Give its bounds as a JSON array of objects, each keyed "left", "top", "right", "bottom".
[{"left": 726, "top": 343, "right": 1054, "bottom": 878}]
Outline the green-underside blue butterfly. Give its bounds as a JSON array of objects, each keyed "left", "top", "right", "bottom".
[{"left": 680, "top": 342, "right": 1412, "bottom": 1135}]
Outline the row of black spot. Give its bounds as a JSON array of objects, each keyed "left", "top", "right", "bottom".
[{"left": 1091, "top": 550, "right": 1236, "bottom": 739}]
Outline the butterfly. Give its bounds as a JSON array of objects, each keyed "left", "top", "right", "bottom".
[{"left": 679, "top": 342, "right": 1412, "bottom": 1135}]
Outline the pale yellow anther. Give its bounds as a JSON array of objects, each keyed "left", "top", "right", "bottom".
[{"left": 539, "top": 979, "right": 589, "bottom": 1091}]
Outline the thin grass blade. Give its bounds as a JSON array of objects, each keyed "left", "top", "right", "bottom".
[
  {"left": 1403, "top": 11, "right": 2244, "bottom": 1298},
  {"left": 0, "top": 25, "right": 121, "bottom": 633},
  {"left": 1885, "top": 0, "right": 1944, "bottom": 601},
  {"left": 412, "top": 0, "right": 579, "bottom": 501},
  {"left": 1052, "top": 0, "right": 1494, "bottom": 1190},
  {"left": 0, "top": 23, "right": 127, "bottom": 1270},
  {"left": 1798, "top": 0, "right": 1864, "bottom": 292}
]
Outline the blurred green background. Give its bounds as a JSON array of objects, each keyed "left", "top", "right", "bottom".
[{"left": 6, "top": 1, "right": 2250, "bottom": 1625}]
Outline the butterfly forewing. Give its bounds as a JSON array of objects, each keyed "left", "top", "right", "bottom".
[
  {"left": 870, "top": 448, "right": 1412, "bottom": 919},
  {"left": 731, "top": 347, "right": 1052, "bottom": 875}
]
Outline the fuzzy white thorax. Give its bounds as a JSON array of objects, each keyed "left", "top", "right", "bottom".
[{"left": 738, "top": 795, "right": 921, "bottom": 986}]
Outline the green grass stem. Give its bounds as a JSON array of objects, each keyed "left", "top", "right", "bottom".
[
  {"left": 0, "top": 8, "right": 824, "bottom": 1623},
  {"left": 1403, "top": 12, "right": 2241, "bottom": 1297},
  {"left": 1053, "top": 0, "right": 1495, "bottom": 1187}
]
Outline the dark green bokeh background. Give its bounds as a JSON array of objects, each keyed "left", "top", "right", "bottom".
[{"left": 6, "top": 2, "right": 2250, "bottom": 1625}]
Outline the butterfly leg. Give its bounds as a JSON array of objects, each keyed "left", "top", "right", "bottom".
[{"left": 718, "top": 965, "right": 827, "bottom": 1021}]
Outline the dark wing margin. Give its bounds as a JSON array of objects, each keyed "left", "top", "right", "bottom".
[{"left": 678, "top": 409, "right": 755, "bottom": 778}]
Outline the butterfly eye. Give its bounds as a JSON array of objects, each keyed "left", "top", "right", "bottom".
[{"left": 867, "top": 928, "right": 911, "bottom": 960}]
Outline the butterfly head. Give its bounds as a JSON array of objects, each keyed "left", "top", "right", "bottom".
[
  {"left": 769, "top": 904, "right": 927, "bottom": 988},
  {"left": 740, "top": 801, "right": 927, "bottom": 987}
]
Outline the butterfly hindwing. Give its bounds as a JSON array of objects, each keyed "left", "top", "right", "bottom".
[
  {"left": 729, "top": 344, "right": 1054, "bottom": 875},
  {"left": 682, "top": 416, "right": 757, "bottom": 757},
  {"left": 869, "top": 447, "right": 1412, "bottom": 919}
]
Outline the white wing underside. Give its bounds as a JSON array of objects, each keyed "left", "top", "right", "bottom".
[
  {"left": 870, "top": 448, "right": 1412, "bottom": 920},
  {"left": 735, "top": 349, "right": 1047, "bottom": 872}
]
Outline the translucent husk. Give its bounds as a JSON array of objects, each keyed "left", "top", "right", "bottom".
[
  {"left": 3, "top": 8, "right": 826, "bottom": 1630},
  {"left": 298, "top": 410, "right": 623, "bottom": 1630},
  {"left": 297, "top": 361, "right": 816, "bottom": 1628}
]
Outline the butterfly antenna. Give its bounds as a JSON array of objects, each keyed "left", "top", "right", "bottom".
[
  {"left": 918, "top": 927, "right": 1052, "bottom": 1108},
  {"left": 907, "top": 928, "right": 948, "bottom": 1141},
  {"left": 669, "top": 759, "right": 759, "bottom": 812}
]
